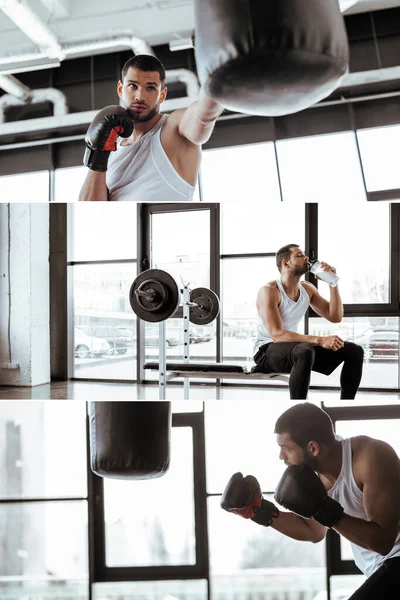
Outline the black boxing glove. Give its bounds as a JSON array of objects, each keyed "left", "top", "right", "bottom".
[
  {"left": 221, "top": 472, "right": 279, "bottom": 527},
  {"left": 84, "top": 105, "right": 133, "bottom": 172},
  {"left": 274, "top": 465, "right": 344, "bottom": 528}
]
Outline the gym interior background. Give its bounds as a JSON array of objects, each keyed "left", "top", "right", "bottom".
[
  {"left": 1, "top": 2, "right": 400, "bottom": 599},
  {"left": 0, "top": 399, "right": 399, "bottom": 600},
  {"left": 0, "top": 200, "right": 399, "bottom": 398},
  {"left": 1, "top": 3, "right": 400, "bottom": 399}
]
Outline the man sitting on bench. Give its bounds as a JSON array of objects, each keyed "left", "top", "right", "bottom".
[{"left": 254, "top": 244, "right": 364, "bottom": 399}]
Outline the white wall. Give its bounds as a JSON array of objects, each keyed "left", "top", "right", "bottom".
[{"left": 0, "top": 204, "right": 50, "bottom": 386}]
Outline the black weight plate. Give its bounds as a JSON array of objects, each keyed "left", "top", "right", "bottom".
[
  {"left": 135, "top": 278, "right": 167, "bottom": 312},
  {"left": 189, "top": 287, "right": 220, "bottom": 325},
  {"left": 129, "top": 269, "right": 180, "bottom": 322}
]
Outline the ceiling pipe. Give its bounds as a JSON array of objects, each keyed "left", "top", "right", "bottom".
[
  {"left": 164, "top": 69, "right": 200, "bottom": 97},
  {"left": 0, "top": 86, "right": 68, "bottom": 123},
  {"left": 0, "top": 73, "right": 32, "bottom": 101},
  {"left": 0, "top": 31, "right": 155, "bottom": 71},
  {"left": 0, "top": 0, "right": 65, "bottom": 60},
  {"left": 62, "top": 32, "right": 155, "bottom": 58}
]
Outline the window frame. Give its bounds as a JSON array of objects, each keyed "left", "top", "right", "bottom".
[
  {"left": 138, "top": 203, "right": 220, "bottom": 380},
  {"left": 88, "top": 411, "right": 209, "bottom": 584}
]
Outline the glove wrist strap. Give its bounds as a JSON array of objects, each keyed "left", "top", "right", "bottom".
[
  {"left": 251, "top": 499, "right": 280, "bottom": 528},
  {"left": 84, "top": 147, "right": 110, "bottom": 172},
  {"left": 314, "top": 496, "right": 344, "bottom": 528}
]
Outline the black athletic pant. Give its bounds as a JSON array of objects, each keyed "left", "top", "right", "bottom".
[
  {"left": 253, "top": 341, "right": 364, "bottom": 399},
  {"left": 349, "top": 557, "right": 400, "bottom": 599}
]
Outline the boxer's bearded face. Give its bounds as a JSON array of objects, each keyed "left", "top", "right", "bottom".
[
  {"left": 118, "top": 67, "right": 167, "bottom": 123},
  {"left": 276, "top": 433, "right": 318, "bottom": 471}
]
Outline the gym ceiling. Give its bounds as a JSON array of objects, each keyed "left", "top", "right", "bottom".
[
  {"left": 0, "top": 0, "right": 400, "bottom": 73},
  {"left": 2, "top": 0, "right": 400, "bottom": 158}
]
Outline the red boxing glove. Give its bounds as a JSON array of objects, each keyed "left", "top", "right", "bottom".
[
  {"left": 221, "top": 472, "right": 279, "bottom": 526},
  {"left": 84, "top": 105, "right": 133, "bottom": 172}
]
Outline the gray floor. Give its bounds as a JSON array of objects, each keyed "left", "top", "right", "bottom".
[{"left": 0, "top": 380, "right": 399, "bottom": 401}]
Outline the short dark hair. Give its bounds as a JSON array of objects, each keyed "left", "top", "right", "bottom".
[
  {"left": 274, "top": 403, "right": 336, "bottom": 448},
  {"left": 121, "top": 54, "right": 166, "bottom": 87},
  {"left": 276, "top": 244, "right": 299, "bottom": 273}
]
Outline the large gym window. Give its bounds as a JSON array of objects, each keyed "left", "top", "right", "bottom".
[
  {"left": 0, "top": 402, "right": 88, "bottom": 599},
  {"left": 357, "top": 125, "right": 400, "bottom": 193},
  {"left": 91, "top": 412, "right": 208, "bottom": 582},
  {"left": 93, "top": 579, "right": 208, "bottom": 600},
  {"left": 309, "top": 317, "right": 400, "bottom": 390},
  {"left": 55, "top": 166, "right": 87, "bottom": 203},
  {"left": 140, "top": 204, "right": 218, "bottom": 381},
  {"left": 69, "top": 203, "right": 138, "bottom": 381},
  {"left": 220, "top": 202, "right": 305, "bottom": 367},
  {"left": 318, "top": 203, "right": 390, "bottom": 305},
  {"left": 0, "top": 170, "right": 50, "bottom": 203},
  {"left": 221, "top": 256, "right": 276, "bottom": 365},
  {"left": 70, "top": 202, "right": 138, "bottom": 262},
  {"left": 221, "top": 192, "right": 303, "bottom": 255},
  {"left": 200, "top": 142, "right": 282, "bottom": 206},
  {"left": 103, "top": 427, "right": 195, "bottom": 568},
  {"left": 150, "top": 210, "right": 211, "bottom": 288},
  {"left": 72, "top": 263, "right": 137, "bottom": 379},
  {"left": 276, "top": 132, "right": 366, "bottom": 205}
]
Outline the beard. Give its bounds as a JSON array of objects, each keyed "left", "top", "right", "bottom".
[
  {"left": 126, "top": 102, "right": 160, "bottom": 123},
  {"left": 292, "top": 262, "right": 309, "bottom": 277},
  {"left": 300, "top": 452, "right": 318, "bottom": 471}
]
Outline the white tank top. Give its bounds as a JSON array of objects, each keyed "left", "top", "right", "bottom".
[
  {"left": 327, "top": 437, "right": 400, "bottom": 577},
  {"left": 253, "top": 279, "right": 310, "bottom": 353},
  {"left": 106, "top": 114, "right": 195, "bottom": 202}
]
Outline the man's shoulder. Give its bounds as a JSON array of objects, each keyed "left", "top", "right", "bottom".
[
  {"left": 301, "top": 280, "right": 317, "bottom": 293},
  {"left": 257, "top": 281, "right": 279, "bottom": 298},
  {"left": 162, "top": 110, "right": 199, "bottom": 148},
  {"left": 163, "top": 109, "right": 185, "bottom": 131},
  {"left": 352, "top": 435, "right": 396, "bottom": 469},
  {"left": 264, "top": 280, "right": 279, "bottom": 291}
]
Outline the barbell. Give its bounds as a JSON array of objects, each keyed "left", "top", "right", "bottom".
[{"left": 129, "top": 269, "right": 220, "bottom": 325}]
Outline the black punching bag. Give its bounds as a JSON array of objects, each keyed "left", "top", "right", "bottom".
[
  {"left": 194, "top": 0, "right": 349, "bottom": 116},
  {"left": 89, "top": 402, "right": 171, "bottom": 479}
]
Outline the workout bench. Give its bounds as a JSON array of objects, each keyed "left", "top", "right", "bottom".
[{"left": 144, "top": 361, "right": 290, "bottom": 398}]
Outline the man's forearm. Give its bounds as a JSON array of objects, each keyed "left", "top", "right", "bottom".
[
  {"left": 271, "top": 511, "right": 324, "bottom": 543},
  {"left": 327, "top": 286, "right": 343, "bottom": 322},
  {"left": 272, "top": 330, "right": 322, "bottom": 345},
  {"left": 179, "top": 87, "right": 223, "bottom": 145},
  {"left": 79, "top": 171, "right": 109, "bottom": 201},
  {"left": 334, "top": 513, "right": 394, "bottom": 556}
]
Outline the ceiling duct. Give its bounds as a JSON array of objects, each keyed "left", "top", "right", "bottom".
[
  {"left": 0, "top": 0, "right": 64, "bottom": 59},
  {"left": 0, "top": 74, "right": 68, "bottom": 123},
  {"left": 0, "top": 73, "right": 31, "bottom": 101},
  {"left": 0, "top": 32, "right": 155, "bottom": 74},
  {"left": 165, "top": 69, "right": 199, "bottom": 97}
]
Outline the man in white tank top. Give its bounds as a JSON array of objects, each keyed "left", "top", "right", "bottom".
[
  {"left": 220, "top": 403, "right": 400, "bottom": 599},
  {"left": 254, "top": 244, "right": 364, "bottom": 399},
  {"left": 79, "top": 54, "right": 223, "bottom": 202}
]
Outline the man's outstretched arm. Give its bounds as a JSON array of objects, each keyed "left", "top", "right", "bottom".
[{"left": 176, "top": 87, "right": 224, "bottom": 145}]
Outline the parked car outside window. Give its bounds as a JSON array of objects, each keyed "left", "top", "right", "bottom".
[
  {"left": 74, "top": 328, "right": 110, "bottom": 359},
  {"left": 354, "top": 329, "right": 398, "bottom": 360}
]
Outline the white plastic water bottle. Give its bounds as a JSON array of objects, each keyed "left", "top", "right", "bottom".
[{"left": 308, "top": 260, "right": 339, "bottom": 287}]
